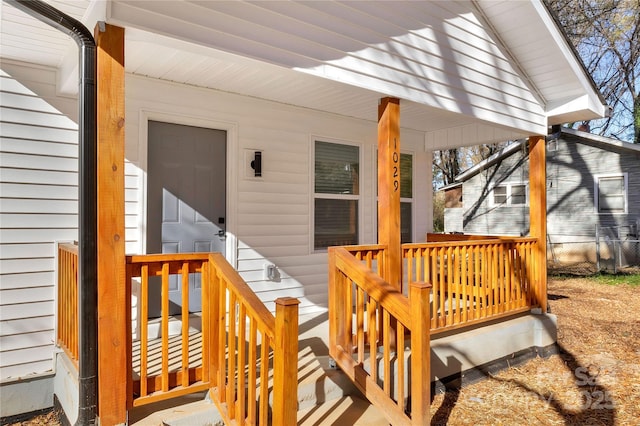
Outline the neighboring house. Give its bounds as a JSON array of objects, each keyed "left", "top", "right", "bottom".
[
  {"left": 444, "top": 128, "right": 640, "bottom": 267},
  {"left": 1, "top": 1, "right": 607, "bottom": 423}
]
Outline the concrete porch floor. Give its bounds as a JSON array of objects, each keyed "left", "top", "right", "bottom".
[{"left": 127, "top": 310, "right": 557, "bottom": 425}]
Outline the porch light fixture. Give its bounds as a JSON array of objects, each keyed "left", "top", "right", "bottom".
[{"left": 251, "top": 150, "right": 262, "bottom": 177}]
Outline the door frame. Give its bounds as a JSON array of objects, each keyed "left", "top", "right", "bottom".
[{"left": 138, "top": 110, "right": 238, "bottom": 268}]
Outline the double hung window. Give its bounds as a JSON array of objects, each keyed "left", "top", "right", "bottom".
[
  {"left": 314, "top": 141, "right": 360, "bottom": 250},
  {"left": 595, "top": 174, "right": 627, "bottom": 213}
]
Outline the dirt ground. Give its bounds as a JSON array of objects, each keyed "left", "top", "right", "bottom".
[
  {"left": 7, "top": 276, "right": 639, "bottom": 426},
  {"left": 430, "top": 276, "right": 640, "bottom": 425}
]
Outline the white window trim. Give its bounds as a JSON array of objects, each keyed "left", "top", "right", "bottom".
[
  {"left": 594, "top": 173, "right": 628, "bottom": 214},
  {"left": 490, "top": 182, "right": 529, "bottom": 207},
  {"left": 311, "top": 137, "right": 363, "bottom": 252}
]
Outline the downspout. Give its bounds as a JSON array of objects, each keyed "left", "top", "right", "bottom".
[{"left": 6, "top": 1, "right": 98, "bottom": 425}]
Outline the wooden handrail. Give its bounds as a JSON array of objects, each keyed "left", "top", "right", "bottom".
[
  {"left": 208, "top": 253, "right": 299, "bottom": 425},
  {"left": 125, "top": 252, "right": 299, "bottom": 425},
  {"left": 57, "top": 243, "right": 79, "bottom": 367},
  {"left": 329, "top": 246, "right": 431, "bottom": 425},
  {"left": 426, "top": 233, "right": 508, "bottom": 242}
]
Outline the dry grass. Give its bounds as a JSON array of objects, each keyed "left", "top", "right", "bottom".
[
  {"left": 430, "top": 275, "right": 640, "bottom": 425},
  {"left": 8, "top": 276, "right": 640, "bottom": 425}
]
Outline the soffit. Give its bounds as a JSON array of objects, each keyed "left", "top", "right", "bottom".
[{"left": 1, "top": 0, "right": 606, "bottom": 141}]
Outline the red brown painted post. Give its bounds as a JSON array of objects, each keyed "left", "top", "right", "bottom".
[
  {"left": 410, "top": 282, "right": 431, "bottom": 425},
  {"left": 95, "top": 23, "right": 127, "bottom": 425},
  {"left": 273, "top": 297, "right": 300, "bottom": 425},
  {"left": 378, "top": 97, "right": 402, "bottom": 290},
  {"left": 529, "top": 135, "right": 547, "bottom": 312}
]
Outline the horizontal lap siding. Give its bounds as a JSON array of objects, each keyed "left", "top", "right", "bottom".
[
  {"left": 547, "top": 136, "right": 640, "bottom": 237},
  {"left": 0, "top": 62, "right": 78, "bottom": 380},
  {"left": 127, "top": 75, "right": 432, "bottom": 314},
  {"left": 462, "top": 148, "right": 529, "bottom": 236},
  {"left": 460, "top": 135, "right": 640, "bottom": 240}
]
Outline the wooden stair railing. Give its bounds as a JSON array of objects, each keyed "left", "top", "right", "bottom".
[
  {"left": 125, "top": 252, "right": 299, "bottom": 425},
  {"left": 329, "top": 246, "right": 431, "bottom": 426},
  {"left": 57, "top": 243, "right": 79, "bottom": 367},
  {"left": 207, "top": 252, "right": 299, "bottom": 425}
]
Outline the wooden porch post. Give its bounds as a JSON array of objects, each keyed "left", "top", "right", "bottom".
[
  {"left": 273, "top": 297, "right": 300, "bottom": 426},
  {"left": 529, "top": 135, "right": 547, "bottom": 312},
  {"left": 96, "top": 23, "right": 127, "bottom": 425},
  {"left": 377, "top": 97, "right": 402, "bottom": 290}
]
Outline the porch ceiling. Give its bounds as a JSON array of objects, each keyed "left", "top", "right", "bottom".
[{"left": 1, "top": 0, "right": 607, "bottom": 148}]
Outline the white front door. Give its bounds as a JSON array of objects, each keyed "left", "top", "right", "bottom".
[{"left": 147, "top": 120, "right": 226, "bottom": 317}]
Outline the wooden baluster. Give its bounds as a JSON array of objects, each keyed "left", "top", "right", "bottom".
[
  {"left": 397, "top": 323, "right": 405, "bottom": 411},
  {"left": 431, "top": 248, "right": 438, "bottom": 328},
  {"left": 201, "top": 259, "right": 210, "bottom": 386},
  {"left": 498, "top": 243, "right": 504, "bottom": 313},
  {"left": 140, "top": 264, "right": 149, "bottom": 398},
  {"left": 454, "top": 246, "right": 461, "bottom": 325},
  {"left": 462, "top": 245, "right": 468, "bottom": 323},
  {"left": 247, "top": 317, "right": 257, "bottom": 424},
  {"left": 227, "top": 292, "right": 237, "bottom": 419},
  {"left": 368, "top": 297, "right": 378, "bottom": 382},
  {"left": 161, "top": 262, "right": 170, "bottom": 392},
  {"left": 357, "top": 287, "right": 365, "bottom": 363},
  {"left": 480, "top": 244, "right": 491, "bottom": 318},
  {"left": 447, "top": 246, "right": 453, "bottom": 326},
  {"left": 181, "top": 261, "right": 190, "bottom": 388},
  {"left": 258, "top": 334, "right": 269, "bottom": 426},
  {"left": 237, "top": 304, "right": 247, "bottom": 420},
  {"left": 383, "top": 309, "right": 391, "bottom": 396},
  {"left": 438, "top": 247, "right": 445, "bottom": 327},
  {"left": 346, "top": 275, "right": 354, "bottom": 352}
]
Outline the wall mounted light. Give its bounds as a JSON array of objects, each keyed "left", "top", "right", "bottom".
[{"left": 250, "top": 150, "right": 262, "bottom": 177}]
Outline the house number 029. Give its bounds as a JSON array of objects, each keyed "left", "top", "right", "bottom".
[{"left": 393, "top": 137, "right": 399, "bottom": 192}]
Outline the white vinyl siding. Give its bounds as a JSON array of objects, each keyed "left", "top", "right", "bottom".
[
  {"left": 0, "top": 62, "right": 78, "bottom": 381},
  {"left": 126, "top": 74, "right": 430, "bottom": 313}
]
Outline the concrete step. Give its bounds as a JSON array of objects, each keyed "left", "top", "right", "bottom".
[
  {"left": 129, "top": 348, "right": 374, "bottom": 426},
  {"left": 129, "top": 392, "right": 388, "bottom": 426}
]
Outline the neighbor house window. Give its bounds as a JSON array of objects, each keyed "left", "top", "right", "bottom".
[
  {"left": 492, "top": 183, "right": 527, "bottom": 206},
  {"left": 314, "top": 141, "right": 360, "bottom": 250},
  {"left": 375, "top": 153, "right": 413, "bottom": 243},
  {"left": 595, "top": 174, "right": 627, "bottom": 213}
]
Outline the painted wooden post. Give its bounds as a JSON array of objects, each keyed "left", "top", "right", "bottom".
[
  {"left": 328, "top": 247, "right": 338, "bottom": 356},
  {"left": 529, "top": 135, "right": 547, "bottom": 312},
  {"left": 378, "top": 97, "right": 401, "bottom": 289},
  {"left": 273, "top": 297, "right": 300, "bottom": 425},
  {"left": 95, "top": 23, "right": 127, "bottom": 425},
  {"left": 410, "top": 281, "right": 431, "bottom": 425}
]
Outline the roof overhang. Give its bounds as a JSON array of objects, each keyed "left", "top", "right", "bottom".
[{"left": 1, "top": 0, "right": 608, "bottom": 149}]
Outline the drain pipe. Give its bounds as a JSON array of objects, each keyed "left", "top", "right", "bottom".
[{"left": 6, "top": 1, "right": 98, "bottom": 425}]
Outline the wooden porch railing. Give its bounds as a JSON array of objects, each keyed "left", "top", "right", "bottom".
[
  {"left": 404, "top": 237, "right": 540, "bottom": 334},
  {"left": 125, "top": 252, "right": 299, "bottom": 425},
  {"left": 57, "top": 243, "right": 79, "bottom": 366},
  {"left": 329, "top": 237, "right": 543, "bottom": 424},
  {"left": 329, "top": 246, "right": 431, "bottom": 426}
]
